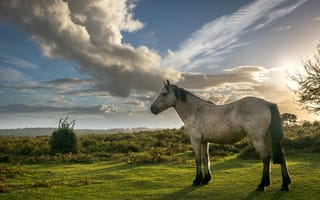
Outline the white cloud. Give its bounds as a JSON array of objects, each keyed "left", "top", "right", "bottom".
[
  {"left": 123, "top": 100, "right": 145, "bottom": 107},
  {"left": 99, "top": 104, "right": 120, "bottom": 113},
  {"left": 161, "top": 0, "right": 306, "bottom": 72},
  {"left": 0, "top": 54, "right": 38, "bottom": 69},
  {"left": 0, "top": 0, "right": 180, "bottom": 97},
  {"left": 253, "top": 0, "right": 306, "bottom": 31},
  {"left": 46, "top": 78, "right": 92, "bottom": 92},
  {"left": 273, "top": 25, "right": 291, "bottom": 32},
  {"left": 0, "top": 67, "right": 26, "bottom": 82}
]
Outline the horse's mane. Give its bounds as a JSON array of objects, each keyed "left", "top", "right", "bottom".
[{"left": 171, "top": 84, "right": 214, "bottom": 105}]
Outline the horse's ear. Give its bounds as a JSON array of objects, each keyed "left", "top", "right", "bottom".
[
  {"left": 163, "top": 81, "right": 167, "bottom": 87},
  {"left": 166, "top": 80, "right": 171, "bottom": 86},
  {"left": 163, "top": 80, "right": 171, "bottom": 92}
]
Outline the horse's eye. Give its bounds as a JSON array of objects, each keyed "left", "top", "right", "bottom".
[{"left": 162, "top": 92, "right": 168, "bottom": 97}]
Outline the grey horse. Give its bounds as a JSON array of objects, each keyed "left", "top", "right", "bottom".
[{"left": 151, "top": 80, "right": 291, "bottom": 191}]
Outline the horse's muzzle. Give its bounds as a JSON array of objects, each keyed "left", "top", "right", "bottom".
[{"left": 150, "top": 106, "right": 159, "bottom": 114}]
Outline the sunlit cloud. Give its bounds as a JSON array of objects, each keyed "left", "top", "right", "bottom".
[
  {"left": 175, "top": 65, "right": 306, "bottom": 120},
  {"left": 0, "top": 0, "right": 180, "bottom": 97}
]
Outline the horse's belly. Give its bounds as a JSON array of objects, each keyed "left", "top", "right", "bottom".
[{"left": 203, "top": 129, "right": 246, "bottom": 144}]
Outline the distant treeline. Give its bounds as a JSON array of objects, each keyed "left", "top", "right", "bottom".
[{"left": 0, "top": 127, "right": 154, "bottom": 137}]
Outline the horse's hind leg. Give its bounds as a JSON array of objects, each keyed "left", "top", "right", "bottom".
[
  {"left": 201, "top": 142, "right": 211, "bottom": 185},
  {"left": 252, "top": 140, "right": 270, "bottom": 191},
  {"left": 280, "top": 148, "right": 291, "bottom": 191},
  {"left": 256, "top": 153, "right": 270, "bottom": 191}
]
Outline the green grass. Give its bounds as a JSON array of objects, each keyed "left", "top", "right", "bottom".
[{"left": 1, "top": 153, "right": 320, "bottom": 200}]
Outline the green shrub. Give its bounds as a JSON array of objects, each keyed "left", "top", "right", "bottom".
[
  {"left": 238, "top": 144, "right": 259, "bottom": 160},
  {"left": 302, "top": 121, "right": 312, "bottom": 127},
  {"left": 0, "top": 164, "right": 27, "bottom": 181},
  {"left": 49, "top": 118, "right": 79, "bottom": 154},
  {"left": 53, "top": 153, "right": 95, "bottom": 164},
  {"left": 313, "top": 121, "right": 320, "bottom": 127}
]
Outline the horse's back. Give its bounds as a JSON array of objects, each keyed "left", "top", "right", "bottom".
[
  {"left": 212, "top": 96, "right": 271, "bottom": 123},
  {"left": 233, "top": 97, "right": 272, "bottom": 139},
  {"left": 235, "top": 97, "right": 271, "bottom": 117},
  {"left": 196, "top": 96, "right": 272, "bottom": 144}
]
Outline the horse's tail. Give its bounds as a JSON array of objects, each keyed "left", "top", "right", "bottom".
[{"left": 268, "top": 103, "right": 284, "bottom": 164}]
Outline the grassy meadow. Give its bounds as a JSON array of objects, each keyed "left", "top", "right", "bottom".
[{"left": 1, "top": 124, "right": 320, "bottom": 199}]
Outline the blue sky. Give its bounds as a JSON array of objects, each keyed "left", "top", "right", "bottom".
[{"left": 0, "top": 0, "right": 320, "bottom": 129}]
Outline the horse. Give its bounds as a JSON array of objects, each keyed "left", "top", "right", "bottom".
[{"left": 150, "top": 80, "right": 291, "bottom": 191}]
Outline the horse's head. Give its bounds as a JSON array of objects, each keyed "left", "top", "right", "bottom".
[{"left": 150, "top": 80, "right": 177, "bottom": 115}]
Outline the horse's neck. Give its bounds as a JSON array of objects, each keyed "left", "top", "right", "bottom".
[{"left": 174, "top": 94, "right": 207, "bottom": 124}]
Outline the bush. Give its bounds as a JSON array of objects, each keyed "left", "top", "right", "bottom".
[
  {"left": 302, "top": 121, "right": 312, "bottom": 127},
  {"left": 49, "top": 118, "right": 79, "bottom": 154},
  {"left": 238, "top": 145, "right": 259, "bottom": 160}
]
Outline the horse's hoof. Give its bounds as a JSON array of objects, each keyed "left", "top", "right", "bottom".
[
  {"left": 192, "top": 183, "right": 201, "bottom": 186},
  {"left": 255, "top": 186, "right": 265, "bottom": 191},
  {"left": 192, "top": 181, "right": 201, "bottom": 186},
  {"left": 192, "top": 180, "right": 202, "bottom": 186},
  {"left": 202, "top": 174, "right": 211, "bottom": 185},
  {"left": 280, "top": 185, "right": 289, "bottom": 191},
  {"left": 202, "top": 180, "right": 209, "bottom": 185}
]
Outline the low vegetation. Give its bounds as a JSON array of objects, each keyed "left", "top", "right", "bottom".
[
  {"left": 0, "top": 122, "right": 320, "bottom": 165},
  {"left": 1, "top": 122, "right": 320, "bottom": 198}
]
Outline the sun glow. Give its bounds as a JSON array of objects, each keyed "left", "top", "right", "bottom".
[
  {"left": 277, "top": 56, "right": 304, "bottom": 90},
  {"left": 275, "top": 55, "right": 320, "bottom": 122}
]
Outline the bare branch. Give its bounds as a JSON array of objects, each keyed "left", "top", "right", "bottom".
[
  {"left": 57, "top": 117, "right": 76, "bottom": 129},
  {"left": 290, "top": 53, "right": 320, "bottom": 114}
]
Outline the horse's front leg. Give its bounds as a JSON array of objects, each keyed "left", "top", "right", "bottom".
[
  {"left": 191, "top": 137, "right": 203, "bottom": 186},
  {"left": 201, "top": 142, "right": 211, "bottom": 185}
]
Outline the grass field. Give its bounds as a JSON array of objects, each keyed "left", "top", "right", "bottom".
[{"left": 1, "top": 153, "right": 319, "bottom": 200}]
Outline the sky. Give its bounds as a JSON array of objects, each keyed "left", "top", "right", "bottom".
[{"left": 0, "top": 0, "right": 320, "bottom": 129}]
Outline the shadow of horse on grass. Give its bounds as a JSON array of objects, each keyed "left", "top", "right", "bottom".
[{"left": 157, "top": 185, "right": 199, "bottom": 200}]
